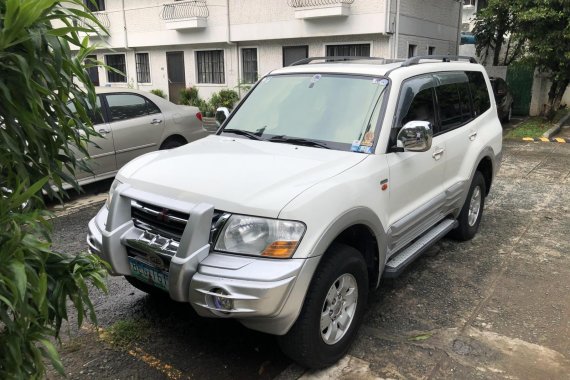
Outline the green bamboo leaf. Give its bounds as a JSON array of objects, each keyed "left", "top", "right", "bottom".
[{"left": 39, "top": 338, "right": 65, "bottom": 375}]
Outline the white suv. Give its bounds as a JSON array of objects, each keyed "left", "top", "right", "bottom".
[{"left": 88, "top": 56, "right": 502, "bottom": 368}]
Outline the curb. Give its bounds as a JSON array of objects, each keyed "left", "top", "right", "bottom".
[
  {"left": 522, "top": 137, "right": 570, "bottom": 143},
  {"left": 543, "top": 112, "right": 570, "bottom": 138}
]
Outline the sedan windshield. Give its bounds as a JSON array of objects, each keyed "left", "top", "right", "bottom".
[{"left": 221, "top": 73, "right": 388, "bottom": 152}]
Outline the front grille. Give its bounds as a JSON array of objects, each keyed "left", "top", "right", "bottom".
[
  {"left": 131, "top": 200, "right": 189, "bottom": 241},
  {"left": 131, "top": 200, "right": 227, "bottom": 243}
]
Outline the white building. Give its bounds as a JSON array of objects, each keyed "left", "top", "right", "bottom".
[{"left": 81, "top": 0, "right": 462, "bottom": 102}]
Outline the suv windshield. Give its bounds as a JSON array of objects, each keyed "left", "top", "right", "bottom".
[{"left": 221, "top": 73, "right": 388, "bottom": 152}]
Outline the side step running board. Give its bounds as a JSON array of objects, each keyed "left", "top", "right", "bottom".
[{"left": 384, "top": 219, "right": 458, "bottom": 278}]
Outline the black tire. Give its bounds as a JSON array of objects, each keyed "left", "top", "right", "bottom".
[
  {"left": 159, "top": 136, "right": 187, "bottom": 150},
  {"left": 449, "top": 171, "right": 486, "bottom": 241},
  {"left": 277, "top": 243, "right": 369, "bottom": 369},
  {"left": 125, "top": 276, "right": 168, "bottom": 297}
]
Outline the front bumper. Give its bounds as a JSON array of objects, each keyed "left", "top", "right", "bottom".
[{"left": 87, "top": 184, "right": 319, "bottom": 335}]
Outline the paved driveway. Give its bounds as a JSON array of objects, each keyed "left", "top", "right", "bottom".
[{"left": 49, "top": 140, "right": 570, "bottom": 379}]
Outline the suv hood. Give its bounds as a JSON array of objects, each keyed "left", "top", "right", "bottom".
[{"left": 118, "top": 135, "right": 367, "bottom": 217}]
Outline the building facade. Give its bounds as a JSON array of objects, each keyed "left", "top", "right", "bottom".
[{"left": 81, "top": 0, "right": 462, "bottom": 102}]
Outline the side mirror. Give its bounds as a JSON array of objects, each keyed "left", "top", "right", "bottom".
[
  {"left": 396, "top": 121, "right": 433, "bottom": 152},
  {"left": 215, "top": 107, "right": 230, "bottom": 127}
]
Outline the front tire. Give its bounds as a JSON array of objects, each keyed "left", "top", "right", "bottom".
[
  {"left": 277, "top": 243, "right": 368, "bottom": 369},
  {"left": 449, "top": 171, "right": 486, "bottom": 241}
]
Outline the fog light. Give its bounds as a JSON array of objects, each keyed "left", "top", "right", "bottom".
[{"left": 210, "top": 288, "right": 233, "bottom": 311}]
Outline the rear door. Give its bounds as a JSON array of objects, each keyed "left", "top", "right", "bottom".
[
  {"left": 386, "top": 75, "right": 446, "bottom": 254},
  {"left": 166, "top": 51, "right": 185, "bottom": 104},
  {"left": 103, "top": 93, "right": 165, "bottom": 169}
]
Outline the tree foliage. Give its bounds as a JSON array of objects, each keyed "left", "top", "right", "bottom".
[
  {"left": 473, "top": 0, "right": 570, "bottom": 116},
  {"left": 515, "top": 0, "right": 570, "bottom": 116},
  {"left": 0, "top": 0, "right": 108, "bottom": 378}
]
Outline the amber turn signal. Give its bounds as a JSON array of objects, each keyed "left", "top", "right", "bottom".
[{"left": 261, "top": 241, "right": 299, "bottom": 258}]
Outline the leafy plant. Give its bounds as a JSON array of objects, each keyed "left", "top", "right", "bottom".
[
  {"left": 150, "top": 89, "right": 166, "bottom": 99},
  {"left": 0, "top": 0, "right": 109, "bottom": 378},
  {"left": 179, "top": 86, "right": 201, "bottom": 107},
  {"left": 210, "top": 89, "right": 239, "bottom": 110}
]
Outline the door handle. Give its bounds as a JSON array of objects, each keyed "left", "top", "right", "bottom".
[
  {"left": 432, "top": 147, "right": 445, "bottom": 160},
  {"left": 150, "top": 119, "right": 163, "bottom": 125},
  {"left": 469, "top": 131, "right": 478, "bottom": 141},
  {"left": 98, "top": 128, "right": 110, "bottom": 135}
]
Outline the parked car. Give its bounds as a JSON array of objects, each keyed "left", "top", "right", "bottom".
[
  {"left": 72, "top": 87, "right": 208, "bottom": 187},
  {"left": 87, "top": 56, "right": 502, "bottom": 369},
  {"left": 490, "top": 77, "right": 514, "bottom": 123}
]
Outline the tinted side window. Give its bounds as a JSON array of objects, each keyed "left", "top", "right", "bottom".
[
  {"left": 146, "top": 98, "right": 161, "bottom": 115},
  {"left": 106, "top": 94, "right": 148, "bottom": 121},
  {"left": 67, "top": 96, "right": 104, "bottom": 125},
  {"left": 436, "top": 83, "right": 463, "bottom": 131},
  {"left": 458, "top": 82, "right": 473, "bottom": 122},
  {"left": 392, "top": 75, "right": 436, "bottom": 145},
  {"left": 467, "top": 71, "right": 491, "bottom": 116}
]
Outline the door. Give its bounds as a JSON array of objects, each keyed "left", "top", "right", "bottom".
[
  {"left": 166, "top": 51, "right": 185, "bottom": 104},
  {"left": 103, "top": 93, "right": 165, "bottom": 169},
  {"left": 283, "top": 45, "right": 308, "bottom": 67},
  {"left": 386, "top": 75, "right": 446, "bottom": 254}
]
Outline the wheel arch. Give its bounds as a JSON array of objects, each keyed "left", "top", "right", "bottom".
[{"left": 159, "top": 134, "right": 187, "bottom": 149}]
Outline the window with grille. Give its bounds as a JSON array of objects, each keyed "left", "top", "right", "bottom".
[
  {"left": 326, "top": 44, "right": 370, "bottom": 57},
  {"left": 135, "top": 53, "right": 151, "bottom": 83},
  {"left": 196, "top": 50, "right": 225, "bottom": 84},
  {"left": 105, "top": 54, "right": 126, "bottom": 83},
  {"left": 84, "top": 0, "right": 105, "bottom": 12},
  {"left": 241, "top": 48, "right": 258, "bottom": 84}
]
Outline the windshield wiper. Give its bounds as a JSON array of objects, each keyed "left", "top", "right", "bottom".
[
  {"left": 222, "top": 128, "right": 262, "bottom": 140},
  {"left": 268, "top": 135, "right": 330, "bottom": 149}
]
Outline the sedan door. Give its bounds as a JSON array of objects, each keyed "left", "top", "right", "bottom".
[
  {"left": 74, "top": 95, "right": 117, "bottom": 180},
  {"left": 103, "top": 93, "right": 165, "bottom": 169}
]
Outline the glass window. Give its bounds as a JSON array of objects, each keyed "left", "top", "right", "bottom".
[
  {"left": 146, "top": 98, "right": 161, "bottom": 115},
  {"left": 428, "top": 46, "right": 436, "bottom": 55},
  {"left": 84, "top": 0, "right": 105, "bottom": 12},
  {"left": 135, "top": 53, "right": 151, "bottom": 83},
  {"left": 241, "top": 48, "right": 258, "bottom": 84},
  {"left": 458, "top": 81, "right": 473, "bottom": 122},
  {"left": 221, "top": 74, "right": 388, "bottom": 151},
  {"left": 466, "top": 71, "right": 491, "bottom": 116},
  {"left": 326, "top": 44, "right": 370, "bottom": 57},
  {"left": 436, "top": 83, "right": 462, "bottom": 131},
  {"left": 105, "top": 54, "right": 126, "bottom": 83},
  {"left": 196, "top": 50, "right": 225, "bottom": 84},
  {"left": 283, "top": 45, "right": 308, "bottom": 66},
  {"left": 106, "top": 94, "right": 148, "bottom": 121},
  {"left": 408, "top": 44, "right": 417, "bottom": 58},
  {"left": 68, "top": 96, "right": 104, "bottom": 125},
  {"left": 86, "top": 54, "right": 99, "bottom": 86}
]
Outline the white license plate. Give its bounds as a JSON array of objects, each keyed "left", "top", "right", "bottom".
[{"left": 128, "top": 257, "right": 169, "bottom": 291}]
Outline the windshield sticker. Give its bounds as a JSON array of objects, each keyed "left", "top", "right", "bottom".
[
  {"left": 351, "top": 140, "right": 361, "bottom": 152},
  {"left": 361, "top": 131, "right": 374, "bottom": 147},
  {"left": 309, "top": 74, "right": 322, "bottom": 88},
  {"left": 373, "top": 78, "right": 389, "bottom": 86}
]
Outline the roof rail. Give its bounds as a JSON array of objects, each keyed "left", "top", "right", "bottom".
[
  {"left": 289, "top": 56, "right": 399, "bottom": 66},
  {"left": 400, "top": 55, "right": 478, "bottom": 67}
]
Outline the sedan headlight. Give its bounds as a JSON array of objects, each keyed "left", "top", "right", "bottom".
[
  {"left": 214, "top": 215, "right": 305, "bottom": 258},
  {"left": 106, "top": 179, "right": 122, "bottom": 208}
]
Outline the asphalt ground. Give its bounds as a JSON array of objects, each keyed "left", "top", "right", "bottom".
[{"left": 47, "top": 139, "right": 570, "bottom": 379}]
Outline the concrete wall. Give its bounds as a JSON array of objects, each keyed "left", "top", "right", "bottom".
[{"left": 530, "top": 71, "right": 570, "bottom": 116}]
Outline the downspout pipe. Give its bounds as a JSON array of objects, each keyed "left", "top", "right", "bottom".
[
  {"left": 394, "top": 0, "right": 401, "bottom": 59},
  {"left": 225, "top": 0, "right": 240, "bottom": 98},
  {"left": 456, "top": 0, "right": 463, "bottom": 55}
]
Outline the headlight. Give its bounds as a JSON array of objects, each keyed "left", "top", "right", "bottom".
[
  {"left": 106, "top": 179, "right": 122, "bottom": 208},
  {"left": 214, "top": 215, "right": 305, "bottom": 258}
]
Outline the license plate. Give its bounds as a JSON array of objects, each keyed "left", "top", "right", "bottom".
[{"left": 128, "top": 257, "right": 169, "bottom": 291}]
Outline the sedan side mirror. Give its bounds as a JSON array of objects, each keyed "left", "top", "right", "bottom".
[
  {"left": 215, "top": 107, "right": 230, "bottom": 127},
  {"left": 396, "top": 121, "right": 433, "bottom": 152}
]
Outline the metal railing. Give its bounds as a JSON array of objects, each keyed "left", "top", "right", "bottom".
[
  {"left": 79, "top": 11, "right": 110, "bottom": 30},
  {"left": 160, "top": 0, "right": 209, "bottom": 20},
  {"left": 287, "top": 0, "right": 354, "bottom": 8}
]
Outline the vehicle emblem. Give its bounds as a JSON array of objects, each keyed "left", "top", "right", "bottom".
[
  {"left": 147, "top": 252, "right": 164, "bottom": 269},
  {"left": 157, "top": 208, "right": 170, "bottom": 222}
]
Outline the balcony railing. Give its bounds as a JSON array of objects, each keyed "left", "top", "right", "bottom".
[
  {"left": 79, "top": 11, "right": 110, "bottom": 33},
  {"left": 161, "top": 0, "right": 209, "bottom": 20},
  {"left": 287, "top": 0, "right": 354, "bottom": 19},
  {"left": 287, "top": 0, "right": 354, "bottom": 7}
]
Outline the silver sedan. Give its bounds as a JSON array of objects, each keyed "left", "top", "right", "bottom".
[{"left": 75, "top": 87, "right": 209, "bottom": 187}]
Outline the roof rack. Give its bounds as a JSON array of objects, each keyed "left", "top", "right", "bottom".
[
  {"left": 289, "top": 56, "right": 402, "bottom": 66},
  {"left": 400, "top": 55, "right": 478, "bottom": 67}
]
